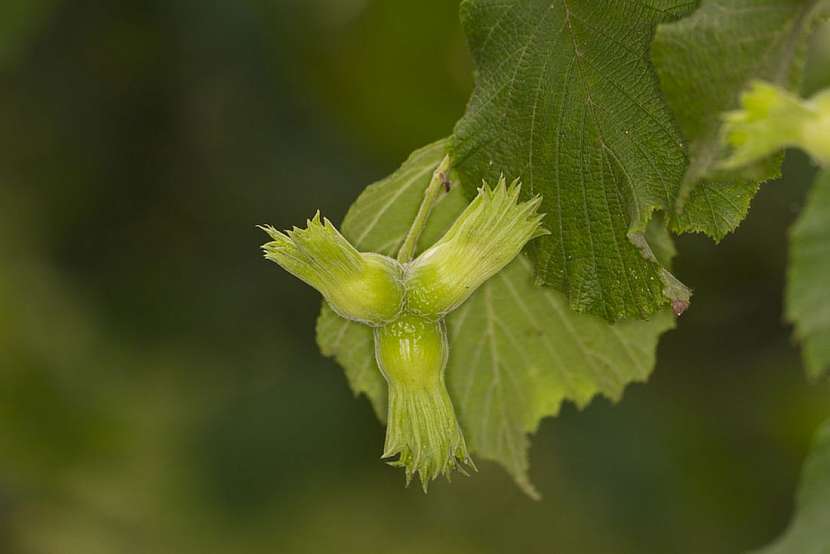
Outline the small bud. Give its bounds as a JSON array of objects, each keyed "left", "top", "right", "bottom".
[
  {"left": 405, "top": 177, "right": 548, "bottom": 318},
  {"left": 721, "top": 81, "right": 830, "bottom": 169},
  {"left": 374, "top": 313, "right": 474, "bottom": 490},
  {"left": 260, "top": 213, "right": 405, "bottom": 325}
]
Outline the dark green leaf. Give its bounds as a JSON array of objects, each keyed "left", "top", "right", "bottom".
[
  {"left": 653, "top": 0, "right": 830, "bottom": 240},
  {"left": 451, "top": 0, "right": 694, "bottom": 321}
]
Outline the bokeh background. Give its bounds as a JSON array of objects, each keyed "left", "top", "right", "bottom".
[{"left": 1, "top": 2, "right": 829, "bottom": 553}]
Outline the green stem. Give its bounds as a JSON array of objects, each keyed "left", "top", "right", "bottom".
[{"left": 397, "top": 155, "right": 452, "bottom": 264}]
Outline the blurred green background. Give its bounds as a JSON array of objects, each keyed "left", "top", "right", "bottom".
[{"left": 1, "top": 2, "right": 829, "bottom": 553}]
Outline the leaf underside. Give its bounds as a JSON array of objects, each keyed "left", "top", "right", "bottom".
[
  {"left": 450, "top": 0, "right": 695, "bottom": 322},
  {"left": 757, "top": 418, "right": 830, "bottom": 554},
  {"left": 317, "top": 140, "right": 674, "bottom": 497},
  {"left": 653, "top": 0, "right": 830, "bottom": 241},
  {"left": 786, "top": 170, "right": 830, "bottom": 381}
]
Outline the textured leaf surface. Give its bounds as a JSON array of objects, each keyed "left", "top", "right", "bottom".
[
  {"left": 786, "top": 170, "right": 830, "bottom": 380},
  {"left": 450, "top": 0, "right": 694, "bottom": 321},
  {"left": 757, "top": 418, "right": 830, "bottom": 553},
  {"left": 317, "top": 141, "right": 675, "bottom": 496},
  {"left": 653, "top": 0, "right": 830, "bottom": 241}
]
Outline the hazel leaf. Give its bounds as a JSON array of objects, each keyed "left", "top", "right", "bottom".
[
  {"left": 786, "top": 170, "right": 830, "bottom": 381},
  {"left": 757, "top": 419, "right": 830, "bottom": 553},
  {"left": 317, "top": 140, "right": 675, "bottom": 497},
  {"left": 450, "top": 0, "right": 695, "bottom": 322},
  {"left": 652, "top": 0, "right": 830, "bottom": 241}
]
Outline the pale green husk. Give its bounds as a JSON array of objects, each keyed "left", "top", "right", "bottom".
[
  {"left": 263, "top": 173, "right": 549, "bottom": 491},
  {"left": 373, "top": 314, "right": 474, "bottom": 490},
  {"left": 383, "top": 380, "right": 475, "bottom": 491},
  {"left": 721, "top": 81, "right": 830, "bottom": 169},
  {"left": 405, "top": 176, "right": 548, "bottom": 318},
  {"left": 259, "top": 213, "right": 405, "bottom": 326}
]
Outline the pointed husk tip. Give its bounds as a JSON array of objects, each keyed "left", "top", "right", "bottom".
[{"left": 382, "top": 382, "right": 476, "bottom": 492}]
